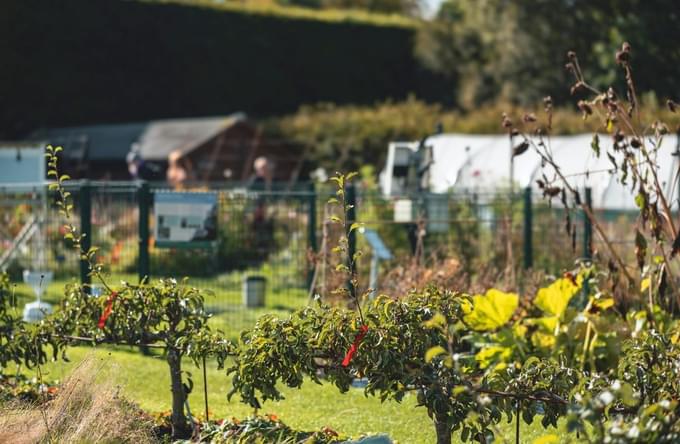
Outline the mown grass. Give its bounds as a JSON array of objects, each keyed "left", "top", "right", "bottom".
[{"left": 24, "top": 347, "right": 579, "bottom": 443}]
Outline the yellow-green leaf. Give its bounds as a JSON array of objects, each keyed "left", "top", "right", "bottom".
[
  {"left": 640, "top": 277, "right": 651, "bottom": 293},
  {"left": 533, "top": 435, "right": 559, "bottom": 444},
  {"left": 464, "top": 289, "right": 519, "bottom": 331},
  {"left": 534, "top": 278, "right": 581, "bottom": 317},
  {"left": 474, "top": 345, "right": 512, "bottom": 369},
  {"left": 591, "top": 297, "right": 615, "bottom": 311},
  {"left": 525, "top": 316, "right": 558, "bottom": 333},
  {"left": 423, "top": 312, "right": 447, "bottom": 329},
  {"left": 425, "top": 346, "right": 447, "bottom": 363}
]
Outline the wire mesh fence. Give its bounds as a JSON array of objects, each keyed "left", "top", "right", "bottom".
[{"left": 0, "top": 181, "right": 637, "bottom": 335}]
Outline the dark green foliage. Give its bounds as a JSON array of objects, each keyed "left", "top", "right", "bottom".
[
  {"left": 416, "top": 0, "right": 680, "bottom": 107},
  {"left": 175, "top": 414, "right": 348, "bottom": 443},
  {"left": 0, "top": 0, "right": 445, "bottom": 138}
]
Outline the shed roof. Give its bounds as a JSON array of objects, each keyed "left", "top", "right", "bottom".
[
  {"left": 136, "top": 113, "right": 248, "bottom": 161},
  {"left": 28, "top": 113, "right": 247, "bottom": 162},
  {"left": 30, "top": 122, "right": 146, "bottom": 161}
]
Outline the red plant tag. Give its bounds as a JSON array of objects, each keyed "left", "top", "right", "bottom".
[
  {"left": 342, "top": 324, "right": 369, "bottom": 367},
  {"left": 97, "top": 291, "right": 118, "bottom": 329}
]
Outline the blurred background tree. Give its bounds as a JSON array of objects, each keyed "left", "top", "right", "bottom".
[{"left": 415, "top": 0, "right": 680, "bottom": 108}]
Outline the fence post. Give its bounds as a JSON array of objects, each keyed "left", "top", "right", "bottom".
[
  {"left": 583, "top": 187, "right": 593, "bottom": 260},
  {"left": 522, "top": 187, "right": 533, "bottom": 269},
  {"left": 79, "top": 180, "right": 92, "bottom": 291},
  {"left": 307, "top": 182, "right": 317, "bottom": 289},
  {"left": 138, "top": 181, "right": 150, "bottom": 284}
]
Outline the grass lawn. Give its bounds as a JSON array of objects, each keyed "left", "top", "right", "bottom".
[{"left": 24, "top": 347, "right": 579, "bottom": 444}]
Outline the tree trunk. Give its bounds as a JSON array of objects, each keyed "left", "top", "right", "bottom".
[
  {"left": 434, "top": 412, "right": 451, "bottom": 444},
  {"left": 167, "top": 347, "right": 191, "bottom": 439}
]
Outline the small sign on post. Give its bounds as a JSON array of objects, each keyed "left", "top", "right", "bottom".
[
  {"left": 154, "top": 192, "right": 218, "bottom": 248},
  {"left": 362, "top": 229, "right": 392, "bottom": 299}
]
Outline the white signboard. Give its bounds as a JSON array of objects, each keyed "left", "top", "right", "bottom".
[{"left": 154, "top": 192, "right": 218, "bottom": 248}]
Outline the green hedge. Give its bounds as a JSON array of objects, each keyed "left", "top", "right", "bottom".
[{"left": 0, "top": 0, "right": 446, "bottom": 138}]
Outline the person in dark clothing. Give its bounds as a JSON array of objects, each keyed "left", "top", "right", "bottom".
[
  {"left": 247, "top": 156, "right": 273, "bottom": 191},
  {"left": 127, "top": 150, "right": 161, "bottom": 181},
  {"left": 247, "top": 156, "right": 275, "bottom": 256}
]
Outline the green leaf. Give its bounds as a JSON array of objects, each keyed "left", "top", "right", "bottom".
[
  {"left": 463, "top": 289, "right": 519, "bottom": 331},
  {"left": 425, "top": 345, "right": 446, "bottom": 363},
  {"left": 590, "top": 134, "right": 600, "bottom": 157},
  {"left": 617, "top": 382, "right": 637, "bottom": 407},
  {"left": 534, "top": 278, "right": 580, "bottom": 317},
  {"left": 635, "top": 192, "right": 646, "bottom": 210}
]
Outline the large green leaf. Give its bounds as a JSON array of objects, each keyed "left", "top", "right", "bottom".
[
  {"left": 464, "top": 289, "right": 519, "bottom": 331},
  {"left": 534, "top": 278, "right": 580, "bottom": 317}
]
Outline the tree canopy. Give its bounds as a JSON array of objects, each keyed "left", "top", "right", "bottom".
[{"left": 416, "top": 0, "right": 680, "bottom": 107}]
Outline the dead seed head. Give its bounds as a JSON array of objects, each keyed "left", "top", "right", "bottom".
[
  {"left": 544, "top": 186, "right": 562, "bottom": 197},
  {"left": 668, "top": 100, "right": 678, "bottom": 113},
  {"left": 577, "top": 100, "right": 593, "bottom": 117},
  {"left": 570, "top": 81, "right": 585, "bottom": 95},
  {"left": 652, "top": 121, "right": 669, "bottom": 135},
  {"left": 501, "top": 113, "right": 513, "bottom": 129},
  {"left": 523, "top": 113, "right": 537, "bottom": 123},
  {"left": 613, "top": 129, "right": 625, "bottom": 143},
  {"left": 607, "top": 87, "right": 617, "bottom": 100}
]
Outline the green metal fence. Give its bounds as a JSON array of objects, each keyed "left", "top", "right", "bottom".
[{"left": 1, "top": 181, "right": 636, "bottom": 333}]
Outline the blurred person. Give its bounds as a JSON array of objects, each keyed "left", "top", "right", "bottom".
[
  {"left": 247, "top": 156, "right": 273, "bottom": 191},
  {"left": 247, "top": 156, "right": 275, "bottom": 256},
  {"left": 127, "top": 149, "right": 161, "bottom": 181},
  {"left": 166, "top": 150, "right": 195, "bottom": 189}
]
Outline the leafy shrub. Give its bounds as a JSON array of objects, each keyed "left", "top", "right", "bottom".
[{"left": 172, "top": 414, "right": 349, "bottom": 443}]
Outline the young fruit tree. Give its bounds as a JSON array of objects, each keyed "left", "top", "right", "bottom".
[{"left": 43, "top": 146, "right": 235, "bottom": 438}]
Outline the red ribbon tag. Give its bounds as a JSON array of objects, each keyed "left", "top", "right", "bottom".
[
  {"left": 97, "top": 291, "right": 118, "bottom": 329},
  {"left": 342, "top": 325, "right": 368, "bottom": 367}
]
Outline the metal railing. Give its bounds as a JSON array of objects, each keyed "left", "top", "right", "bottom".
[{"left": 0, "top": 181, "right": 637, "bottom": 333}]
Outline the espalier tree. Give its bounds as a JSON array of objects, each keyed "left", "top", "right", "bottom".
[
  {"left": 228, "top": 173, "right": 559, "bottom": 444},
  {"left": 43, "top": 146, "right": 235, "bottom": 438}
]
